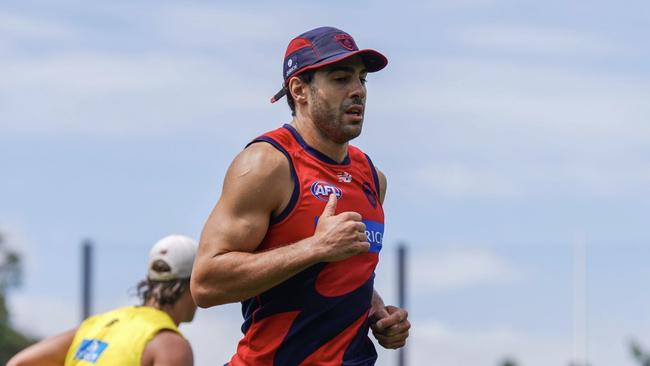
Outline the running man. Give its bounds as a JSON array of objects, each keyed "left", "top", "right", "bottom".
[
  {"left": 191, "top": 26, "right": 410, "bottom": 365},
  {"left": 9, "top": 234, "right": 198, "bottom": 366}
]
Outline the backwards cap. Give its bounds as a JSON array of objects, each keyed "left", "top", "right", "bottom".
[
  {"left": 147, "top": 234, "right": 197, "bottom": 281},
  {"left": 270, "top": 26, "right": 388, "bottom": 103}
]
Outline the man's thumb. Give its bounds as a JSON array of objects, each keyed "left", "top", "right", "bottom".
[{"left": 321, "top": 193, "right": 337, "bottom": 217}]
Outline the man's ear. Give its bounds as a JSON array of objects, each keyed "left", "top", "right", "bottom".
[{"left": 288, "top": 77, "right": 309, "bottom": 106}]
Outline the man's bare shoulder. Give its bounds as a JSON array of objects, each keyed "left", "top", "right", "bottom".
[
  {"left": 222, "top": 141, "right": 292, "bottom": 207},
  {"left": 219, "top": 142, "right": 293, "bottom": 217},
  {"left": 142, "top": 330, "right": 192, "bottom": 366},
  {"left": 230, "top": 141, "right": 290, "bottom": 180}
]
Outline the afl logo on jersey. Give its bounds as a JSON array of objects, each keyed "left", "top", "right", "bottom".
[{"left": 310, "top": 181, "right": 343, "bottom": 201}]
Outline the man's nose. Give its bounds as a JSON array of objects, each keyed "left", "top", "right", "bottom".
[{"left": 349, "top": 78, "right": 366, "bottom": 100}]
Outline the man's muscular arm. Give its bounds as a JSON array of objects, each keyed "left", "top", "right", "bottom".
[
  {"left": 7, "top": 328, "right": 76, "bottom": 366},
  {"left": 191, "top": 142, "right": 370, "bottom": 307}
]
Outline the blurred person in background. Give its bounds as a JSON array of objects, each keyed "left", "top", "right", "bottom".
[{"left": 8, "top": 234, "right": 198, "bottom": 366}]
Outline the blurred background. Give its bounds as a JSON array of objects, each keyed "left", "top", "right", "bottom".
[{"left": 1, "top": 0, "right": 650, "bottom": 365}]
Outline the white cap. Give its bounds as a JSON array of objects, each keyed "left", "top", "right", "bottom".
[{"left": 147, "top": 234, "right": 197, "bottom": 281}]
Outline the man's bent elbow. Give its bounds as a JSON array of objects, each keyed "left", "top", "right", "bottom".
[
  {"left": 190, "top": 278, "right": 213, "bottom": 308},
  {"left": 190, "top": 277, "right": 229, "bottom": 308}
]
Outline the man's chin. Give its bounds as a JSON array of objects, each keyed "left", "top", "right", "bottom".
[
  {"left": 345, "top": 122, "right": 363, "bottom": 139},
  {"left": 333, "top": 125, "right": 363, "bottom": 144}
]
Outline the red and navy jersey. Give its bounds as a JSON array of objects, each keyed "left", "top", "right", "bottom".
[{"left": 229, "top": 124, "right": 385, "bottom": 366}]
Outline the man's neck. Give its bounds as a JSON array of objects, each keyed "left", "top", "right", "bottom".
[
  {"left": 291, "top": 117, "right": 348, "bottom": 163},
  {"left": 144, "top": 300, "right": 182, "bottom": 326}
]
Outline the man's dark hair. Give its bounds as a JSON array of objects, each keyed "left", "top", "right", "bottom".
[
  {"left": 136, "top": 259, "right": 189, "bottom": 306},
  {"left": 287, "top": 70, "right": 315, "bottom": 116}
]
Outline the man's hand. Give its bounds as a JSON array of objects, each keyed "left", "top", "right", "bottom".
[
  {"left": 312, "top": 194, "right": 370, "bottom": 262},
  {"left": 369, "top": 305, "right": 410, "bottom": 349}
]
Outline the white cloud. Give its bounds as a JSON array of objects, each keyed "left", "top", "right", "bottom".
[
  {"left": 375, "top": 247, "right": 518, "bottom": 309},
  {"left": 381, "top": 59, "right": 650, "bottom": 136},
  {"left": 382, "top": 318, "right": 643, "bottom": 366},
  {"left": 0, "top": 51, "right": 258, "bottom": 99},
  {"left": 9, "top": 293, "right": 79, "bottom": 337},
  {"left": 392, "top": 319, "right": 574, "bottom": 366},
  {"left": 372, "top": 56, "right": 650, "bottom": 200},
  {"left": 411, "top": 248, "right": 517, "bottom": 293},
  {"left": 0, "top": 3, "right": 292, "bottom": 136},
  {"left": 417, "top": 163, "right": 521, "bottom": 198},
  {"left": 0, "top": 52, "right": 277, "bottom": 135},
  {"left": 413, "top": 157, "right": 650, "bottom": 199},
  {"left": 412, "top": 0, "right": 504, "bottom": 11},
  {"left": 2, "top": 53, "right": 189, "bottom": 91},
  {"left": 0, "top": 12, "right": 76, "bottom": 41},
  {"left": 151, "top": 4, "right": 288, "bottom": 47},
  {"left": 454, "top": 25, "right": 612, "bottom": 54},
  {"left": 554, "top": 160, "right": 650, "bottom": 196}
]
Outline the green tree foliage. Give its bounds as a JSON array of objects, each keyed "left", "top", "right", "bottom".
[
  {"left": 631, "top": 340, "right": 650, "bottom": 366},
  {"left": 499, "top": 358, "right": 519, "bottom": 366},
  {"left": 0, "top": 232, "right": 36, "bottom": 364}
]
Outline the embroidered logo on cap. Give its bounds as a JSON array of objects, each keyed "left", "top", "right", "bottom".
[
  {"left": 335, "top": 34, "right": 357, "bottom": 51},
  {"left": 285, "top": 56, "right": 298, "bottom": 77}
]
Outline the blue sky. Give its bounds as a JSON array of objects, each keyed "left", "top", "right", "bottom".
[{"left": 2, "top": 0, "right": 650, "bottom": 365}]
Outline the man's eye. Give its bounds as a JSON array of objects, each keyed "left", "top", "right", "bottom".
[{"left": 360, "top": 78, "right": 367, "bottom": 84}]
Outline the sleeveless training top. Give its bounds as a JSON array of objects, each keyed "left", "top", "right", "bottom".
[
  {"left": 64, "top": 306, "right": 180, "bottom": 366},
  {"left": 229, "top": 124, "right": 385, "bottom": 366}
]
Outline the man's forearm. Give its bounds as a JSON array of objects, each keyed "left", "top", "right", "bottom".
[
  {"left": 7, "top": 329, "right": 76, "bottom": 366},
  {"left": 191, "top": 237, "right": 323, "bottom": 307},
  {"left": 371, "top": 289, "right": 385, "bottom": 309}
]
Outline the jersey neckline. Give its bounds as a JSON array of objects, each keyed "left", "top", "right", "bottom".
[{"left": 283, "top": 124, "right": 351, "bottom": 166}]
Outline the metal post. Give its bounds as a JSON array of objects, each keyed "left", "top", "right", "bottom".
[
  {"left": 82, "top": 239, "right": 93, "bottom": 320},
  {"left": 573, "top": 234, "right": 588, "bottom": 366},
  {"left": 397, "top": 243, "right": 407, "bottom": 366}
]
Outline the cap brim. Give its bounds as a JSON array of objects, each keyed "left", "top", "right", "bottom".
[
  {"left": 294, "top": 48, "right": 388, "bottom": 77},
  {"left": 356, "top": 49, "right": 389, "bottom": 72},
  {"left": 270, "top": 49, "right": 388, "bottom": 103}
]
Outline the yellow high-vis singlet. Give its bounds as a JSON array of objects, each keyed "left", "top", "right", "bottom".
[{"left": 64, "top": 306, "right": 181, "bottom": 366}]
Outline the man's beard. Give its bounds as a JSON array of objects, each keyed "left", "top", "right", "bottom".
[{"left": 310, "top": 89, "right": 364, "bottom": 144}]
